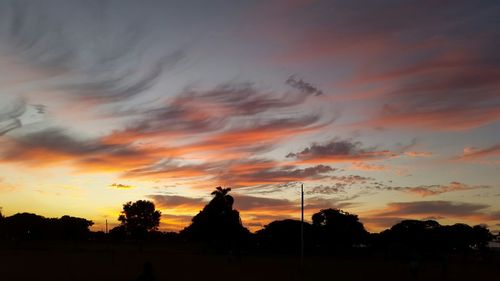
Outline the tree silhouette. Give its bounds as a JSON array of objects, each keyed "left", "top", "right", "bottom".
[
  {"left": 118, "top": 200, "right": 161, "bottom": 238},
  {"left": 0, "top": 213, "right": 93, "bottom": 240},
  {"left": 58, "top": 215, "right": 94, "bottom": 240},
  {"left": 471, "top": 224, "right": 494, "bottom": 249},
  {"left": 377, "top": 220, "right": 494, "bottom": 252},
  {"left": 378, "top": 219, "right": 442, "bottom": 251},
  {"left": 0, "top": 208, "right": 4, "bottom": 239},
  {"left": 181, "top": 186, "right": 249, "bottom": 244},
  {"left": 312, "top": 208, "right": 369, "bottom": 249},
  {"left": 256, "top": 219, "right": 313, "bottom": 253}
]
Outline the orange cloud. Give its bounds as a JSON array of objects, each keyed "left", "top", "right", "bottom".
[
  {"left": 287, "top": 139, "right": 395, "bottom": 164},
  {"left": 404, "top": 151, "right": 433, "bottom": 157},
  {"left": 361, "top": 106, "right": 500, "bottom": 131},
  {"left": 456, "top": 144, "right": 500, "bottom": 163},
  {"left": 350, "top": 162, "right": 386, "bottom": 171}
]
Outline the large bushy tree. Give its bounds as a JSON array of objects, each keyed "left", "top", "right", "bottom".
[
  {"left": 312, "top": 208, "right": 369, "bottom": 249},
  {"left": 118, "top": 200, "right": 161, "bottom": 238},
  {"left": 256, "top": 219, "right": 313, "bottom": 253}
]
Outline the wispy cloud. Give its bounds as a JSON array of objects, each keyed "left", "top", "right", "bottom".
[
  {"left": 455, "top": 144, "right": 500, "bottom": 163},
  {"left": 367, "top": 181, "right": 490, "bottom": 197},
  {"left": 287, "top": 139, "right": 394, "bottom": 163}
]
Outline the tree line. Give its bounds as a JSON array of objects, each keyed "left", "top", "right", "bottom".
[{"left": 0, "top": 187, "right": 497, "bottom": 255}]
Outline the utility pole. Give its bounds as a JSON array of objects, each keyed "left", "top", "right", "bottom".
[
  {"left": 300, "top": 183, "right": 304, "bottom": 267},
  {"left": 105, "top": 219, "right": 108, "bottom": 234}
]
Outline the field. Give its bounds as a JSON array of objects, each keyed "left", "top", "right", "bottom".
[{"left": 0, "top": 242, "right": 498, "bottom": 281}]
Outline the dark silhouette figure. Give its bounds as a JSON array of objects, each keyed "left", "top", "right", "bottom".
[
  {"left": 180, "top": 187, "right": 249, "bottom": 246},
  {"left": 135, "top": 262, "right": 155, "bottom": 281},
  {"left": 118, "top": 200, "right": 161, "bottom": 239}
]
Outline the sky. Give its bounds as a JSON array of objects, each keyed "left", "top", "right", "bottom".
[{"left": 0, "top": 0, "right": 499, "bottom": 233}]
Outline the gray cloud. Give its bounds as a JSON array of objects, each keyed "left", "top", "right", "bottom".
[
  {"left": 227, "top": 164, "right": 335, "bottom": 185},
  {"left": 0, "top": 127, "right": 160, "bottom": 171},
  {"left": 149, "top": 194, "right": 206, "bottom": 209},
  {"left": 367, "top": 181, "right": 491, "bottom": 197},
  {"left": 271, "top": 0, "right": 500, "bottom": 131},
  {"left": 286, "top": 75, "right": 323, "bottom": 96},
  {"left": 111, "top": 81, "right": 326, "bottom": 142},
  {"left": 0, "top": 98, "right": 47, "bottom": 136},
  {"left": 233, "top": 195, "right": 293, "bottom": 211},
  {"left": 380, "top": 201, "right": 490, "bottom": 218},
  {"left": 0, "top": 98, "right": 25, "bottom": 136},
  {"left": 0, "top": 0, "right": 185, "bottom": 104},
  {"left": 287, "top": 138, "right": 392, "bottom": 162}
]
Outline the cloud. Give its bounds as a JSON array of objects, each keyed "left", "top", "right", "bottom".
[
  {"left": 0, "top": 98, "right": 25, "bottom": 136},
  {"left": 105, "top": 81, "right": 327, "bottom": 145},
  {"left": 160, "top": 214, "right": 195, "bottom": 232},
  {"left": 0, "top": 128, "right": 162, "bottom": 172},
  {"left": 368, "top": 181, "right": 490, "bottom": 197},
  {"left": 350, "top": 162, "right": 386, "bottom": 171},
  {"left": 362, "top": 105, "right": 500, "bottom": 131},
  {"left": 377, "top": 201, "right": 491, "bottom": 219},
  {"left": 404, "top": 151, "right": 433, "bottom": 157},
  {"left": 306, "top": 185, "right": 344, "bottom": 195},
  {"left": 233, "top": 195, "right": 294, "bottom": 211},
  {"left": 149, "top": 194, "right": 206, "bottom": 210},
  {"left": 224, "top": 163, "right": 336, "bottom": 186},
  {"left": 286, "top": 75, "right": 323, "bottom": 96},
  {"left": 0, "top": 1, "right": 185, "bottom": 104},
  {"left": 287, "top": 139, "right": 394, "bottom": 163},
  {"left": 456, "top": 144, "right": 500, "bottom": 163},
  {"left": 109, "top": 183, "right": 134, "bottom": 189},
  {"left": 264, "top": 1, "right": 500, "bottom": 131}
]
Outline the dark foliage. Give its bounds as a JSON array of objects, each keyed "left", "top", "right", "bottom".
[
  {"left": 256, "top": 219, "right": 313, "bottom": 253},
  {"left": 375, "top": 219, "right": 494, "bottom": 252},
  {"left": 0, "top": 212, "right": 93, "bottom": 240},
  {"left": 117, "top": 200, "right": 161, "bottom": 239},
  {"left": 312, "top": 208, "right": 369, "bottom": 250},
  {"left": 180, "top": 187, "right": 249, "bottom": 245}
]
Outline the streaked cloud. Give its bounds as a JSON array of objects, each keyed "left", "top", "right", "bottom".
[
  {"left": 367, "top": 181, "right": 491, "bottom": 197},
  {"left": 456, "top": 144, "right": 500, "bottom": 163},
  {"left": 287, "top": 139, "right": 394, "bottom": 163}
]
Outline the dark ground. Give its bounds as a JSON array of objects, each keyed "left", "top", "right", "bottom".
[{"left": 0, "top": 241, "right": 498, "bottom": 281}]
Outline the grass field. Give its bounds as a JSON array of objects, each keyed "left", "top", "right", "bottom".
[{"left": 0, "top": 242, "right": 498, "bottom": 281}]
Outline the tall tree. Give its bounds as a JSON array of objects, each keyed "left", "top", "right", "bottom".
[
  {"left": 118, "top": 200, "right": 161, "bottom": 238},
  {"left": 181, "top": 187, "right": 248, "bottom": 244}
]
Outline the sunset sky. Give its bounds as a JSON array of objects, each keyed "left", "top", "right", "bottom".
[{"left": 0, "top": 0, "right": 499, "bottom": 233}]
